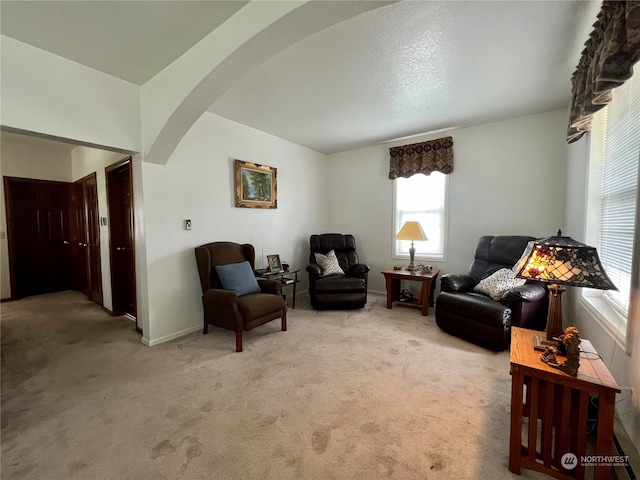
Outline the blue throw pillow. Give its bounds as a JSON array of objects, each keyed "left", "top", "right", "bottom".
[{"left": 215, "top": 261, "right": 262, "bottom": 297}]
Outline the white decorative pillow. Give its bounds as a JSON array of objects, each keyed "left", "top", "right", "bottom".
[
  {"left": 314, "top": 250, "right": 345, "bottom": 277},
  {"left": 473, "top": 268, "right": 526, "bottom": 301}
]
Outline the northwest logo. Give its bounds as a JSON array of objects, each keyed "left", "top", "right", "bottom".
[{"left": 561, "top": 453, "right": 578, "bottom": 470}]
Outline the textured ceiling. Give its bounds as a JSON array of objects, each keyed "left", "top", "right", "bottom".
[
  {"left": 209, "top": 1, "right": 600, "bottom": 153},
  {"left": 0, "top": 1, "right": 600, "bottom": 154}
]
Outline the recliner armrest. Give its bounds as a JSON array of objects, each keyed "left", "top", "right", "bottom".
[
  {"left": 501, "top": 283, "right": 547, "bottom": 303},
  {"left": 348, "top": 263, "right": 370, "bottom": 277},
  {"left": 441, "top": 273, "right": 475, "bottom": 292},
  {"left": 306, "top": 264, "right": 322, "bottom": 276},
  {"left": 203, "top": 289, "right": 237, "bottom": 304}
]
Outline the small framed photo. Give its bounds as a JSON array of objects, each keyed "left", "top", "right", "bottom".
[
  {"left": 235, "top": 159, "right": 277, "bottom": 209},
  {"left": 267, "top": 254, "right": 282, "bottom": 272}
]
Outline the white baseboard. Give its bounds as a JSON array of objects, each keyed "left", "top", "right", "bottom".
[{"left": 141, "top": 324, "right": 202, "bottom": 347}]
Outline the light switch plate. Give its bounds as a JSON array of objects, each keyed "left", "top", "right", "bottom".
[{"left": 184, "top": 219, "right": 192, "bottom": 230}]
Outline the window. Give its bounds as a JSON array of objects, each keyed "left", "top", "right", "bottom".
[
  {"left": 585, "top": 72, "right": 640, "bottom": 337},
  {"left": 393, "top": 172, "right": 448, "bottom": 261}
]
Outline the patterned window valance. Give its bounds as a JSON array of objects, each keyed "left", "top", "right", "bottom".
[
  {"left": 388, "top": 136, "right": 454, "bottom": 179},
  {"left": 567, "top": 1, "right": 640, "bottom": 144}
]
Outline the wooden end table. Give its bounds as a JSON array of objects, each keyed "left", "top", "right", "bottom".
[
  {"left": 381, "top": 268, "right": 440, "bottom": 316},
  {"left": 256, "top": 269, "right": 300, "bottom": 309},
  {"left": 509, "top": 326, "right": 620, "bottom": 480}
]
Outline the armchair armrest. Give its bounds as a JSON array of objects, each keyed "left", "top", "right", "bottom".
[
  {"left": 257, "top": 278, "right": 283, "bottom": 295},
  {"left": 203, "top": 288, "right": 237, "bottom": 304},
  {"left": 441, "top": 273, "right": 475, "bottom": 292},
  {"left": 502, "top": 283, "right": 547, "bottom": 303},
  {"left": 348, "top": 263, "right": 370, "bottom": 277}
]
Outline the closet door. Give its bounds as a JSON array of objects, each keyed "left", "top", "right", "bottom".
[
  {"left": 69, "top": 181, "right": 88, "bottom": 293},
  {"left": 78, "top": 174, "right": 102, "bottom": 305},
  {"left": 4, "top": 177, "right": 71, "bottom": 298},
  {"left": 69, "top": 173, "right": 102, "bottom": 305}
]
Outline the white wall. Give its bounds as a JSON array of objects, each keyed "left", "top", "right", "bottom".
[
  {"left": 0, "top": 139, "right": 74, "bottom": 299},
  {"left": 140, "top": 113, "right": 327, "bottom": 345},
  {"left": 326, "top": 110, "right": 569, "bottom": 293},
  {"left": 1, "top": 36, "right": 141, "bottom": 153},
  {"left": 565, "top": 135, "right": 640, "bottom": 452},
  {"left": 71, "top": 146, "right": 131, "bottom": 312}
]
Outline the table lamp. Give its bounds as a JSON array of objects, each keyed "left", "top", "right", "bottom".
[
  {"left": 512, "top": 230, "right": 617, "bottom": 349},
  {"left": 395, "top": 221, "right": 428, "bottom": 271}
]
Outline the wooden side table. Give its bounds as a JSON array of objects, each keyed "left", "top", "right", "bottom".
[
  {"left": 381, "top": 268, "right": 440, "bottom": 316},
  {"left": 509, "top": 327, "right": 620, "bottom": 480}
]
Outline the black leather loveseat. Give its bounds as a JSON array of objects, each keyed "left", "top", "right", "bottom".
[{"left": 435, "top": 235, "right": 548, "bottom": 351}]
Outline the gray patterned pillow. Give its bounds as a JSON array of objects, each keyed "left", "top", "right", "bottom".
[
  {"left": 473, "top": 268, "right": 526, "bottom": 301},
  {"left": 314, "top": 250, "right": 345, "bottom": 277}
]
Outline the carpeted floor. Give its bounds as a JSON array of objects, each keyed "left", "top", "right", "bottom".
[{"left": 1, "top": 290, "right": 553, "bottom": 479}]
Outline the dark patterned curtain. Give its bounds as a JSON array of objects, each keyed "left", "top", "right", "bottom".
[
  {"left": 388, "top": 136, "right": 454, "bottom": 179},
  {"left": 567, "top": 1, "right": 640, "bottom": 144}
]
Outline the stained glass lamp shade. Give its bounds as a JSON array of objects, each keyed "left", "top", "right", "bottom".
[{"left": 513, "top": 231, "right": 617, "bottom": 340}]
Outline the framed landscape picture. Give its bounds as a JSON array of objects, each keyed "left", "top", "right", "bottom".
[{"left": 234, "top": 159, "right": 277, "bottom": 209}]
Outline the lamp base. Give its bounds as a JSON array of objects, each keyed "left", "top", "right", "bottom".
[
  {"left": 406, "top": 244, "right": 416, "bottom": 271},
  {"left": 545, "top": 284, "right": 566, "bottom": 340},
  {"left": 533, "top": 334, "right": 560, "bottom": 352}
]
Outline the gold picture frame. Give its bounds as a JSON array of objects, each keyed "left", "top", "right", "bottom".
[
  {"left": 234, "top": 159, "right": 277, "bottom": 209},
  {"left": 267, "top": 254, "right": 282, "bottom": 272}
]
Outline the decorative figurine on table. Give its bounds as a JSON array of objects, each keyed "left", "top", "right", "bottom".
[
  {"left": 540, "top": 326, "right": 581, "bottom": 376},
  {"left": 415, "top": 264, "right": 433, "bottom": 273},
  {"left": 540, "top": 345, "right": 558, "bottom": 364}
]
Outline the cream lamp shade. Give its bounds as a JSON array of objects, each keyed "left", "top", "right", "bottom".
[
  {"left": 395, "top": 221, "right": 428, "bottom": 242},
  {"left": 395, "top": 221, "right": 428, "bottom": 270}
]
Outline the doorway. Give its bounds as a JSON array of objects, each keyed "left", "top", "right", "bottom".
[{"left": 106, "top": 158, "right": 138, "bottom": 330}]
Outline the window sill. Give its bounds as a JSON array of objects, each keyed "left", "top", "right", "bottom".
[{"left": 578, "top": 293, "right": 627, "bottom": 349}]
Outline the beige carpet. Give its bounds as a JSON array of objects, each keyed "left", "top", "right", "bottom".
[{"left": 1, "top": 290, "right": 552, "bottom": 479}]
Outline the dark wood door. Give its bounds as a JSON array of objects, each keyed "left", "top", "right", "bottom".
[
  {"left": 69, "top": 181, "right": 88, "bottom": 293},
  {"left": 4, "top": 177, "right": 71, "bottom": 299},
  {"left": 69, "top": 175, "right": 102, "bottom": 306},
  {"left": 83, "top": 174, "right": 103, "bottom": 305},
  {"left": 106, "top": 159, "right": 137, "bottom": 322}
]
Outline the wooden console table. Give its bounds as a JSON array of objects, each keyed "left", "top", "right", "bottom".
[
  {"left": 509, "top": 327, "right": 620, "bottom": 480},
  {"left": 381, "top": 268, "right": 439, "bottom": 316}
]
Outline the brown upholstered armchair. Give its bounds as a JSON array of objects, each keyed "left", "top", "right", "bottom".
[
  {"left": 307, "top": 234, "right": 369, "bottom": 309},
  {"left": 195, "top": 242, "right": 287, "bottom": 352},
  {"left": 435, "top": 235, "right": 548, "bottom": 351}
]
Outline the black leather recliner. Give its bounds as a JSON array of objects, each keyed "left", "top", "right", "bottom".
[
  {"left": 435, "top": 235, "right": 548, "bottom": 351},
  {"left": 307, "top": 234, "right": 369, "bottom": 309}
]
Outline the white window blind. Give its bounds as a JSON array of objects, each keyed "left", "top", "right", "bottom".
[
  {"left": 393, "top": 173, "right": 447, "bottom": 261},
  {"left": 598, "top": 73, "right": 640, "bottom": 315}
]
